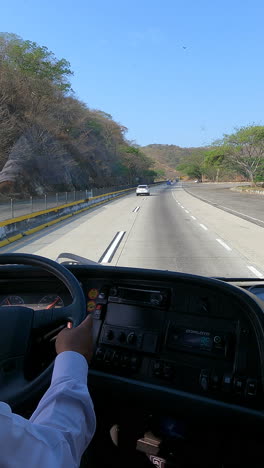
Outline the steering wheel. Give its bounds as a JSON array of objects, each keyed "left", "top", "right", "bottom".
[{"left": 0, "top": 253, "right": 86, "bottom": 406}]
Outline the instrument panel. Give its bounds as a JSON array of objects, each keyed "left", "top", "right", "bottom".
[{"left": 0, "top": 293, "right": 67, "bottom": 310}]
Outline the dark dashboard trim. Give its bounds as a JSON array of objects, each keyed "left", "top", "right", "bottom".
[{"left": 90, "top": 369, "right": 264, "bottom": 425}]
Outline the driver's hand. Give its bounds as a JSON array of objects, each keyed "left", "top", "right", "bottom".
[{"left": 55, "top": 314, "right": 93, "bottom": 363}]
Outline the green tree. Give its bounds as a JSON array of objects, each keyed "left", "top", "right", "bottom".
[
  {"left": 0, "top": 33, "right": 73, "bottom": 92},
  {"left": 118, "top": 145, "right": 154, "bottom": 183},
  {"left": 177, "top": 151, "right": 205, "bottom": 181},
  {"left": 214, "top": 125, "right": 264, "bottom": 186},
  {"left": 203, "top": 147, "right": 226, "bottom": 182}
]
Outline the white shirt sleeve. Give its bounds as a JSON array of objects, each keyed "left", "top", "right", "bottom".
[{"left": 0, "top": 351, "right": 96, "bottom": 468}]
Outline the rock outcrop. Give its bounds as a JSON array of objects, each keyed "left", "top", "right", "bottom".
[{"left": 0, "top": 126, "right": 112, "bottom": 195}]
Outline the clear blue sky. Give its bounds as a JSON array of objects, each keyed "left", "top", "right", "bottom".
[{"left": 2, "top": 0, "right": 264, "bottom": 147}]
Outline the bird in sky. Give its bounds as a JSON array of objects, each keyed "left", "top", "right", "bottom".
[{"left": 183, "top": 46, "right": 187, "bottom": 49}]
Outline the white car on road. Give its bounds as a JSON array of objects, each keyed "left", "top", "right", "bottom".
[{"left": 136, "top": 185, "right": 150, "bottom": 196}]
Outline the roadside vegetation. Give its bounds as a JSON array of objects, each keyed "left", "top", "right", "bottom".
[
  {"left": 0, "top": 33, "right": 156, "bottom": 193},
  {"left": 176, "top": 126, "right": 264, "bottom": 186}
]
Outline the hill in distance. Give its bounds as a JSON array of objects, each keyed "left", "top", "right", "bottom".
[{"left": 141, "top": 144, "right": 207, "bottom": 179}]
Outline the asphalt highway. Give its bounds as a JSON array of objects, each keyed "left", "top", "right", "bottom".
[
  {"left": 184, "top": 182, "right": 264, "bottom": 228},
  {"left": 0, "top": 182, "right": 263, "bottom": 278}
]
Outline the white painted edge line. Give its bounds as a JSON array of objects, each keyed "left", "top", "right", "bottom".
[
  {"left": 247, "top": 266, "right": 264, "bottom": 279},
  {"left": 133, "top": 206, "right": 140, "bottom": 213},
  {"left": 100, "top": 231, "right": 125, "bottom": 263},
  {"left": 199, "top": 223, "right": 208, "bottom": 231},
  {"left": 185, "top": 210, "right": 189, "bottom": 213},
  {"left": 191, "top": 215, "right": 197, "bottom": 220},
  {"left": 185, "top": 190, "right": 264, "bottom": 225},
  {"left": 216, "top": 238, "right": 232, "bottom": 251}
]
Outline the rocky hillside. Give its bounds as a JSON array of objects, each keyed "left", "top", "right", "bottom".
[{"left": 0, "top": 33, "right": 155, "bottom": 196}]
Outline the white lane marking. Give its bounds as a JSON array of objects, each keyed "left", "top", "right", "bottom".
[
  {"left": 133, "top": 206, "right": 140, "bottom": 213},
  {"left": 247, "top": 266, "right": 264, "bottom": 279},
  {"left": 199, "top": 223, "right": 208, "bottom": 230},
  {"left": 191, "top": 215, "right": 197, "bottom": 220},
  {"left": 185, "top": 210, "right": 189, "bottom": 213},
  {"left": 216, "top": 238, "right": 232, "bottom": 251},
  {"left": 100, "top": 231, "right": 125, "bottom": 263}
]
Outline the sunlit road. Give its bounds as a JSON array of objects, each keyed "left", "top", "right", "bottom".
[
  {"left": 0, "top": 182, "right": 264, "bottom": 279},
  {"left": 184, "top": 182, "right": 264, "bottom": 228}
]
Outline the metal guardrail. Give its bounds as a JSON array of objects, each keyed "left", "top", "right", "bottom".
[{"left": 0, "top": 185, "right": 137, "bottom": 222}]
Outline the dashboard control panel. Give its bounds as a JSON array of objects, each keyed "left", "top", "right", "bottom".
[{"left": 87, "top": 280, "right": 262, "bottom": 407}]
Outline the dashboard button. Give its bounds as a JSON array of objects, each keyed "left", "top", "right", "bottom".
[
  {"left": 109, "top": 287, "right": 117, "bottom": 296},
  {"left": 153, "top": 361, "right": 162, "bottom": 377},
  {"left": 213, "top": 335, "right": 222, "bottom": 344},
  {"left": 95, "top": 348, "right": 105, "bottom": 361},
  {"left": 199, "top": 369, "right": 210, "bottom": 391},
  {"left": 163, "top": 364, "right": 173, "bottom": 380},
  {"left": 104, "top": 350, "right": 114, "bottom": 364},
  {"left": 222, "top": 373, "right": 233, "bottom": 393},
  {"left": 130, "top": 355, "right": 139, "bottom": 371},
  {"left": 245, "top": 378, "right": 257, "bottom": 397},
  {"left": 210, "top": 371, "right": 221, "bottom": 390},
  {"left": 93, "top": 308, "right": 102, "bottom": 320},
  {"left": 233, "top": 376, "right": 245, "bottom": 395},
  {"left": 112, "top": 351, "right": 120, "bottom": 364},
  {"left": 127, "top": 332, "right": 137, "bottom": 345},
  {"left": 120, "top": 354, "right": 130, "bottom": 368}
]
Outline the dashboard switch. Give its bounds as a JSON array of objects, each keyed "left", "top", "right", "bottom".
[
  {"left": 222, "top": 373, "right": 233, "bottom": 393},
  {"left": 153, "top": 361, "right": 162, "bottom": 377},
  {"left": 112, "top": 350, "right": 120, "bottom": 363},
  {"left": 233, "top": 376, "right": 245, "bottom": 396},
  {"left": 127, "top": 332, "right": 137, "bottom": 345},
  {"left": 210, "top": 371, "right": 221, "bottom": 390},
  {"left": 130, "top": 355, "right": 139, "bottom": 371},
  {"left": 120, "top": 354, "right": 130, "bottom": 368},
  {"left": 199, "top": 369, "right": 210, "bottom": 391},
  {"left": 245, "top": 378, "right": 257, "bottom": 397},
  {"left": 95, "top": 348, "right": 105, "bottom": 361},
  {"left": 163, "top": 364, "right": 173, "bottom": 380},
  {"left": 104, "top": 349, "right": 114, "bottom": 364},
  {"left": 92, "top": 304, "right": 103, "bottom": 320}
]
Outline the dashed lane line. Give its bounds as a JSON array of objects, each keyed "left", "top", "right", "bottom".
[
  {"left": 247, "top": 266, "right": 264, "bottom": 279},
  {"left": 216, "top": 238, "right": 232, "bottom": 251}
]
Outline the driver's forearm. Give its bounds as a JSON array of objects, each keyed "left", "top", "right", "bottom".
[{"left": 29, "top": 351, "right": 96, "bottom": 466}]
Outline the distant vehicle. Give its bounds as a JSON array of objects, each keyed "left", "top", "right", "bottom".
[
  {"left": 167, "top": 180, "right": 172, "bottom": 185},
  {"left": 136, "top": 185, "right": 150, "bottom": 196}
]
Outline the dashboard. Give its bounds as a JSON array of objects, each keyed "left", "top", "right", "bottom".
[
  {"left": 0, "top": 293, "right": 66, "bottom": 309},
  {"left": 84, "top": 278, "right": 264, "bottom": 411},
  {"left": 0, "top": 264, "right": 264, "bottom": 420}
]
